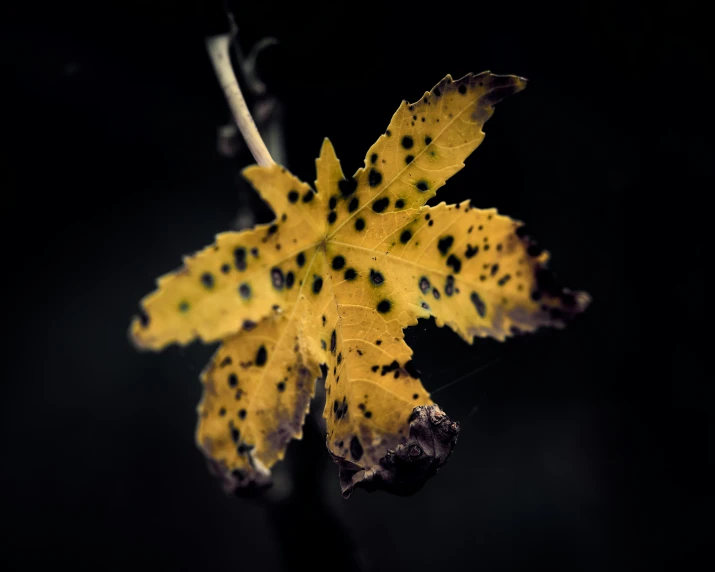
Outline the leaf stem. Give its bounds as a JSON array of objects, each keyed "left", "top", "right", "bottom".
[{"left": 206, "top": 34, "right": 274, "bottom": 167}]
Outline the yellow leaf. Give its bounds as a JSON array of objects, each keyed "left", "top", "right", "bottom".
[
  {"left": 130, "top": 168, "right": 323, "bottom": 349},
  {"left": 130, "top": 72, "right": 590, "bottom": 496},
  {"left": 329, "top": 72, "right": 527, "bottom": 243},
  {"left": 197, "top": 267, "right": 329, "bottom": 487}
]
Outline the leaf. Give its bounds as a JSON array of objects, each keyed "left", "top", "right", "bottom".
[
  {"left": 131, "top": 169, "right": 324, "bottom": 349},
  {"left": 130, "top": 72, "right": 591, "bottom": 497}
]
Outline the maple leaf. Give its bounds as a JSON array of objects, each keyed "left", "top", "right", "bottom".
[{"left": 130, "top": 72, "right": 590, "bottom": 497}]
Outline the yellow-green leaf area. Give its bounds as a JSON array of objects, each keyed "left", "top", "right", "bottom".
[{"left": 130, "top": 72, "right": 590, "bottom": 496}]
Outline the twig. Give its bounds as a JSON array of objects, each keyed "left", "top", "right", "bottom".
[{"left": 206, "top": 34, "right": 274, "bottom": 167}]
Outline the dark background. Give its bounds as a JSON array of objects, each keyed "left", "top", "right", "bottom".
[{"left": 3, "top": 1, "right": 710, "bottom": 570}]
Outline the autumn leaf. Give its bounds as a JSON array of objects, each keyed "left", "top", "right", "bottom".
[{"left": 130, "top": 72, "right": 590, "bottom": 497}]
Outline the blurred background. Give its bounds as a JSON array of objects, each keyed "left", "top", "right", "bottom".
[{"left": 3, "top": 0, "right": 710, "bottom": 570}]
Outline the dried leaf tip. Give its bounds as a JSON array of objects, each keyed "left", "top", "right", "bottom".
[{"left": 337, "top": 404, "right": 459, "bottom": 498}]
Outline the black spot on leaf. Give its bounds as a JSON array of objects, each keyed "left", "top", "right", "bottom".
[
  {"left": 400, "top": 230, "right": 412, "bottom": 244},
  {"left": 445, "top": 275, "right": 455, "bottom": 296},
  {"left": 370, "top": 269, "right": 385, "bottom": 285},
  {"left": 438, "top": 236, "right": 454, "bottom": 255},
  {"left": 288, "top": 190, "right": 299, "bottom": 203},
  {"left": 239, "top": 283, "right": 251, "bottom": 299},
  {"left": 401, "top": 135, "right": 414, "bottom": 149},
  {"left": 335, "top": 397, "right": 348, "bottom": 420},
  {"left": 419, "top": 277, "right": 430, "bottom": 293},
  {"left": 355, "top": 218, "right": 366, "bottom": 231},
  {"left": 368, "top": 169, "right": 383, "bottom": 187},
  {"left": 377, "top": 299, "right": 391, "bottom": 313},
  {"left": 350, "top": 435, "right": 363, "bottom": 461},
  {"left": 271, "top": 267, "right": 285, "bottom": 289},
  {"left": 344, "top": 268, "right": 357, "bottom": 280},
  {"left": 381, "top": 360, "right": 399, "bottom": 376},
  {"left": 465, "top": 244, "right": 479, "bottom": 258},
  {"left": 348, "top": 197, "right": 359, "bottom": 212},
  {"left": 255, "top": 345, "right": 268, "bottom": 366},
  {"left": 234, "top": 247, "right": 247, "bottom": 271},
  {"left": 416, "top": 180, "right": 429, "bottom": 192},
  {"left": 313, "top": 276, "right": 323, "bottom": 294},
  {"left": 372, "top": 197, "right": 389, "bottom": 213},
  {"left": 332, "top": 255, "right": 346, "bottom": 270},
  {"left": 338, "top": 178, "right": 358, "bottom": 197},
  {"left": 446, "top": 254, "right": 462, "bottom": 273},
  {"left": 350, "top": 436, "right": 363, "bottom": 461},
  {"left": 470, "top": 291, "right": 487, "bottom": 317}
]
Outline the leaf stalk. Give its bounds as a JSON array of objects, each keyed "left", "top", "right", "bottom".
[{"left": 206, "top": 34, "right": 274, "bottom": 167}]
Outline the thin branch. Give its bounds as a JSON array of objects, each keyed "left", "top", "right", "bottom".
[{"left": 206, "top": 34, "right": 274, "bottom": 167}]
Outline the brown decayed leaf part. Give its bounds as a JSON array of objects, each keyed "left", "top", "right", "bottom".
[
  {"left": 333, "top": 404, "right": 460, "bottom": 498},
  {"left": 129, "top": 72, "right": 590, "bottom": 496}
]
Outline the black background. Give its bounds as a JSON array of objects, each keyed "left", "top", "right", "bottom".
[{"left": 3, "top": 1, "right": 711, "bottom": 570}]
